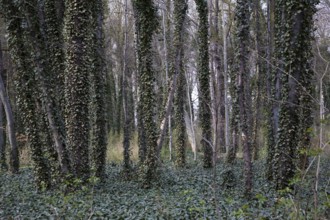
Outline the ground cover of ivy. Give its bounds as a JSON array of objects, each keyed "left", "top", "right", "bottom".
[{"left": 1, "top": 159, "right": 329, "bottom": 219}]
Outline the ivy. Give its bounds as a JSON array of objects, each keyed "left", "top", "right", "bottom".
[
  {"left": 194, "top": 0, "right": 213, "bottom": 168},
  {"left": 90, "top": 0, "right": 108, "bottom": 181},
  {"left": 172, "top": 0, "right": 188, "bottom": 168},
  {"left": 132, "top": 0, "right": 159, "bottom": 187},
  {"left": 64, "top": 0, "right": 92, "bottom": 180},
  {"left": 1, "top": 160, "right": 330, "bottom": 219},
  {"left": 1, "top": 0, "right": 51, "bottom": 189},
  {"left": 273, "top": 0, "right": 318, "bottom": 190}
]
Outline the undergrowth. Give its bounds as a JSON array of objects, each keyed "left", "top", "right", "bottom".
[{"left": 0, "top": 159, "right": 329, "bottom": 219}]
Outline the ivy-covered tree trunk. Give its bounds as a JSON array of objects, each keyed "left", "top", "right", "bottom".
[
  {"left": 234, "top": 0, "right": 253, "bottom": 195},
  {"left": 1, "top": 0, "right": 51, "bottom": 188},
  {"left": 133, "top": 0, "right": 159, "bottom": 187},
  {"left": 252, "top": 0, "right": 266, "bottom": 161},
  {"left": 132, "top": 2, "right": 146, "bottom": 164},
  {"left": 0, "top": 39, "right": 18, "bottom": 174},
  {"left": 270, "top": 0, "right": 284, "bottom": 183},
  {"left": 90, "top": 0, "right": 108, "bottom": 180},
  {"left": 195, "top": 0, "right": 213, "bottom": 168},
  {"left": 227, "top": 78, "right": 239, "bottom": 164},
  {"left": 273, "top": 0, "right": 318, "bottom": 190},
  {"left": 297, "top": 5, "right": 317, "bottom": 170},
  {"left": 19, "top": 0, "right": 71, "bottom": 176},
  {"left": 64, "top": 0, "right": 92, "bottom": 180},
  {"left": 0, "top": 40, "right": 7, "bottom": 172},
  {"left": 173, "top": 0, "right": 188, "bottom": 168},
  {"left": 265, "top": 0, "right": 275, "bottom": 180},
  {"left": 212, "top": 0, "right": 226, "bottom": 154},
  {"left": 44, "top": 0, "right": 66, "bottom": 116}
]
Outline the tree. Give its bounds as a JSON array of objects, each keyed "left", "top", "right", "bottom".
[
  {"left": 173, "top": 0, "right": 188, "bottom": 168},
  {"left": 265, "top": 0, "right": 275, "bottom": 180},
  {"left": 7, "top": 0, "right": 72, "bottom": 178},
  {"left": 251, "top": 0, "right": 266, "bottom": 161},
  {"left": 212, "top": 0, "right": 227, "bottom": 155},
  {"left": 133, "top": 0, "right": 159, "bottom": 187},
  {"left": 64, "top": 0, "right": 92, "bottom": 180},
  {"left": 0, "top": 99, "right": 4, "bottom": 171},
  {"left": 194, "top": 0, "right": 213, "bottom": 168},
  {"left": 273, "top": 0, "right": 318, "bottom": 189},
  {"left": 132, "top": 1, "right": 146, "bottom": 163},
  {"left": 220, "top": 0, "right": 231, "bottom": 159},
  {"left": 43, "top": 0, "right": 66, "bottom": 115},
  {"left": 0, "top": 39, "right": 18, "bottom": 174},
  {"left": 122, "top": 0, "right": 132, "bottom": 175},
  {"left": 1, "top": 0, "right": 51, "bottom": 188},
  {"left": 234, "top": 0, "right": 253, "bottom": 195},
  {"left": 39, "top": 0, "right": 71, "bottom": 176},
  {"left": 90, "top": 0, "right": 108, "bottom": 180}
]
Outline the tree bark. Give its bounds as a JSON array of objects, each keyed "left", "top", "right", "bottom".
[
  {"left": 2, "top": 0, "right": 51, "bottom": 188},
  {"left": 22, "top": 1, "right": 71, "bottom": 175},
  {"left": 221, "top": 0, "right": 230, "bottom": 155},
  {"left": 90, "top": 0, "right": 108, "bottom": 180},
  {"left": 173, "top": 0, "right": 188, "bottom": 168},
  {"left": 265, "top": 0, "right": 275, "bottom": 180},
  {"left": 133, "top": 0, "right": 159, "bottom": 187},
  {"left": 195, "top": 0, "right": 213, "bottom": 168},
  {"left": 235, "top": 0, "right": 253, "bottom": 196},
  {"left": 0, "top": 40, "right": 19, "bottom": 173},
  {"left": 64, "top": 0, "right": 92, "bottom": 179},
  {"left": 273, "top": 0, "right": 317, "bottom": 190},
  {"left": 0, "top": 99, "right": 5, "bottom": 171}
]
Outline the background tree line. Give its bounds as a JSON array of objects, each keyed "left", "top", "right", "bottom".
[{"left": 0, "top": 0, "right": 329, "bottom": 197}]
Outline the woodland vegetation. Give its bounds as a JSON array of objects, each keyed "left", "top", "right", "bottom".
[{"left": 0, "top": 0, "right": 329, "bottom": 219}]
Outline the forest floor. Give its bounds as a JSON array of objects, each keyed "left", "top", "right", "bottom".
[{"left": 0, "top": 158, "right": 329, "bottom": 219}]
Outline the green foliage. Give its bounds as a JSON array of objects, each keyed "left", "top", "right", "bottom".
[{"left": 1, "top": 159, "right": 329, "bottom": 219}]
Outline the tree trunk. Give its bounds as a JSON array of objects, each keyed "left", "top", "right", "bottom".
[
  {"left": 273, "top": 0, "right": 317, "bottom": 190},
  {"left": 90, "top": 0, "right": 108, "bottom": 180},
  {"left": 133, "top": 0, "right": 159, "bottom": 187},
  {"left": 173, "top": 0, "right": 188, "bottom": 168},
  {"left": 195, "top": 0, "right": 213, "bottom": 168},
  {"left": 235, "top": 0, "right": 253, "bottom": 196},
  {"left": 265, "top": 0, "right": 275, "bottom": 180},
  {"left": 0, "top": 100, "right": 5, "bottom": 171},
  {"left": 22, "top": 1, "right": 71, "bottom": 175},
  {"left": 122, "top": 0, "right": 132, "bottom": 174},
  {"left": 0, "top": 40, "right": 19, "bottom": 173},
  {"left": 64, "top": 0, "right": 92, "bottom": 179},
  {"left": 252, "top": 0, "right": 265, "bottom": 161},
  {"left": 2, "top": 0, "right": 51, "bottom": 188},
  {"left": 221, "top": 0, "right": 230, "bottom": 155}
]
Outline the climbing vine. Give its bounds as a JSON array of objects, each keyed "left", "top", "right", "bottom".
[
  {"left": 172, "top": 0, "right": 188, "bottom": 168},
  {"left": 194, "top": 0, "right": 212, "bottom": 168},
  {"left": 133, "top": 0, "right": 159, "bottom": 187},
  {"left": 64, "top": 0, "right": 92, "bottom": 180},
  {"left": 1, "top": 0, "right": 51, "bottom": 189},
  {"left": 90, "top": 0, "right": 108, "bottom": 180},
  {"left": 273, "top": 0, "right": 318, "bottom": 189}
]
